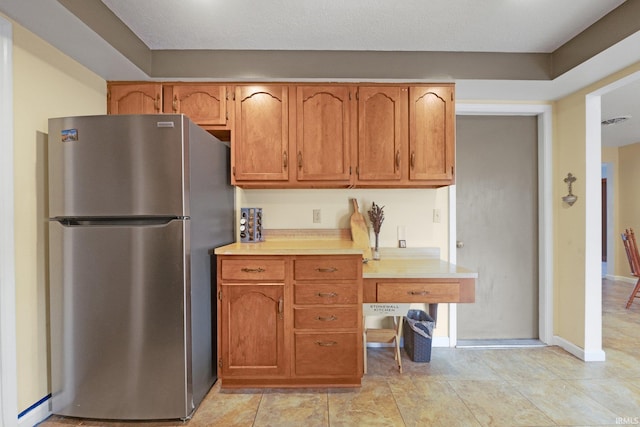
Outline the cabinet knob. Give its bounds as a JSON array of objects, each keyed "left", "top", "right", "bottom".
[
  {"left": 316, "top": 315, "right": 338, "bottom": 322},
  {"left": 410, "top": 152, "right": 416, "bottom": 169},
  {"left": 154, "top": 94, "right": 160, "bottom": 112},
  {"left": 297, "top": 152, "right": 303, "bottom": 169},
  {"left": 172, "top": 95, "right": 178, "bottom": 112},
  {"left": 283, "top": 151, "right": 288, "bottom": 169},
  {"left": 395, "top": 150, "right": 401, "bottom": 170}
]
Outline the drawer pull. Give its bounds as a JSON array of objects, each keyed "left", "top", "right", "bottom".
[
  {"left": 315, "top": 341, "right": 338, "bottom": 347},
  {"left": 408, "top": 290, "right": 430, "bottom": 296},
  {"left": 316, "top": 315, "right": 337, "bottom": 322},
  {"left": 317, "top": 292, "right": 338, "bottom": 298},
  {"left": 316, "top": 267, "right": 338, "bottom": 273},
  {"left": 241, "top": 267, "right": 265, "bottom": 273}
]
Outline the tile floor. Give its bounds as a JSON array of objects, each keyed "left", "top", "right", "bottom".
[{"left": 39, "top": 278, "right": 640, "bottom": 426}]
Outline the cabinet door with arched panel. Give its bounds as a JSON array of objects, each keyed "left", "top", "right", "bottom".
[
  {"left": 232, "top": 85, "right": 290, "bottom": 183},
  {"left": 107, "top": 83, "right": 162, "bottom": 115},
  {"left": 409, "top": 85, "right": 455, "bottom": 185}
]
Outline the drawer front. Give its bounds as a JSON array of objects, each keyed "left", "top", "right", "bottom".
[
  {"left": 294, "top": 307, "right": 358, "bottom": 329},
  {"left": 221, "top": 259, "right": 285, "bottom": 281},
  {"left": 294, "top": 283, "right": 359, "bottom": 305},
  {"left": 294, "top": 332, "right": 359, "bottom": 376},
  {"left": 294, "top": 258, "right": 359, "bottom": 280},
  {"left": 377, "top": 282, "right": 460, "bottom": 303}
]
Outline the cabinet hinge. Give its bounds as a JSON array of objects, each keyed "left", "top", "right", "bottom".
[{"left": 218, "top": 358, "right": 223, "bottom": 368}]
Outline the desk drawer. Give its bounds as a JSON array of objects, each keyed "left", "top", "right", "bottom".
[
  {"left": 221, "top": 259, "right": 285, "bottom": 281},
  {"left": 294, "top": 307, "right": 358, "bottom": 329},
  {"left": 294, "top": 283, "right": 358, "bottom": 305},
  {"left": 377, "top": 282, "right": 460, "bottom": 303},
  {"left": 294, "top": 258, "right": 359, "bottom": 280}
]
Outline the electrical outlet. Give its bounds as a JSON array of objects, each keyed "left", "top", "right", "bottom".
[
  {"left": 433, "top": 208, "right": 441, "bottom": 223},
  {"left": 313, "top": 209, "right": 321, "bottom": 223}
]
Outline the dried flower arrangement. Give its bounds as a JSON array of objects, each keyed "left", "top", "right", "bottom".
[{"left": 368, "top": 202, "right": 385, "bottom": 258}]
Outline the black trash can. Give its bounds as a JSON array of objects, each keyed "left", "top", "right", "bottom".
[{"left": 403, "top": 309, "right": 435, "bottom": 362}]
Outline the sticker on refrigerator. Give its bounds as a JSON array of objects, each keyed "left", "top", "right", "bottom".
[{"left": 61, "top": 129, "right": 78, "bottom": 142}]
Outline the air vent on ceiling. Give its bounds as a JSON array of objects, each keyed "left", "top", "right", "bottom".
[{"left": 601, "top": 115, "right": 631, "bottom": 126}]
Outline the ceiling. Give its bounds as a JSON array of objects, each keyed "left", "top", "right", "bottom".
[
  {"left": 101, "top": 0, "right": 620, "bottom": 52},
  {"left": 0, "top": 0, "right": 639, "bottom": 146}
]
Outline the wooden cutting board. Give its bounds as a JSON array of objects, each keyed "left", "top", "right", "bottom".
[{"left": 349, "top": 199, "right": 372, "bottom": 260}]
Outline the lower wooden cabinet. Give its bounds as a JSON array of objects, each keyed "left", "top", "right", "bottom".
[
  {"left": 217, "top": 254, "right": 363, "bottom": 388},
  {"left": 219, "top": 284, "right": 286, "bottom": 378}
]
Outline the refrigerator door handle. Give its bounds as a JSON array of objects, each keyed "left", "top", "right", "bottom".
[{"left": 53, "top": 217, "right": 186, "bottom": 226}]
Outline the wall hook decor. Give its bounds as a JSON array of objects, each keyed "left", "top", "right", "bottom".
[{"left": 562, "top": 173, "right": 578, "bottom": 206}]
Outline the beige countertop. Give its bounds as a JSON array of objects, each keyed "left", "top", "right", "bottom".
[
  {"left": 214, "top": 239, "right": 364, "bottom": 256},
  {"left": 362, "top": 258, "right": 477, "bottom": 279},
  {"left": 214, "top": 239, "right": 477, "bottom": 280}
]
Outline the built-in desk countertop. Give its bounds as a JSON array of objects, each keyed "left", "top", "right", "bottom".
[{"left": 215, "top": 241, "right": 477, "bottom": 304}]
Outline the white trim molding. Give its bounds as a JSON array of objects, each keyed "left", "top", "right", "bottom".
[
  {"left": 0, "top": 15, "right": 18, "bottom": 427},
  {"left": 579, "top": 70, "right": 640, "bottom": 362},
  {"left": 453, "top": 102, "right": 554, "bottom": 346}
]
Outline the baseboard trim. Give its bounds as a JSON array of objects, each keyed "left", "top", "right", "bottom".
[
  {"left": 17, "top": 395, "right": 50, "bottom": 427},
  {"left": 553, "top": 335, "right": 606, "bottom": 361},
  {"left": 608, "top": 275, "right": 636, "bottom": 284}
]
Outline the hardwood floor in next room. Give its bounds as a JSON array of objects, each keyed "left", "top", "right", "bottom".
[{"left": 39, "top": 278, "right": 640, "bottom": 427}]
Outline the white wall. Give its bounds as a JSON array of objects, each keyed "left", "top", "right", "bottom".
[
  {"left": 240, "top": 187, "right": 453, "bottom": 339},
  {"left": 240, "top": 188, "right": 450, "bottom": 253},
  {"left": 9, "top": 16, "right": 106, "bottom": 415}
]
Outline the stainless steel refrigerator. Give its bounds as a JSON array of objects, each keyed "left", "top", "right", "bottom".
[{"left": 47, "top": 114, "right": 234, "bottom": 420}]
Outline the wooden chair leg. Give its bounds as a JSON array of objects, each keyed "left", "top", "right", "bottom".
[
  {"left": 627, "top": 278, "right": 640, "bottom": 309},
  {"left": 395, "top": 316, "right": 403, "bottom": 373}
]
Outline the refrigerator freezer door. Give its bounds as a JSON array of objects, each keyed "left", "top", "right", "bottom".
[
  {"left": 48, "top": 114, "right": 190, "bottom": 218},
  {"left": 49, "top": 219, "right": 194, "bottom": 420}
]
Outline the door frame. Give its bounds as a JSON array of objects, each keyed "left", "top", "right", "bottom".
[
  {"left": 449, "top": 103, "right": 553, "bottom": 346},
  {"left": 584, "top": 70, "right": 640, "bottom": 361},
  {"left": 0, "top": 15, "right": 18, "bottom": 427}
]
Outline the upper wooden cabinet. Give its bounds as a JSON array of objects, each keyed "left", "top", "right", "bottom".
[
  {"left": 295, "top": 86, "right": 352, "bottom": 183},
  {"left": 355, "top": 86, "right": 407, "bottom": 183},
  {"left": 107, "top": 83, "right": 162, "bottom": 114},
  {"left": 162, "top": 84, "right": 229, "bottom": 128},
  {"left": 232, "top": 85, "right": 290, "bottom": 183},
  {"left": 409, "top": 86, "right": 455, "bottom": 185},
  {"left": 107, "top": 82, "right": 455, "bottom": 188}
]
